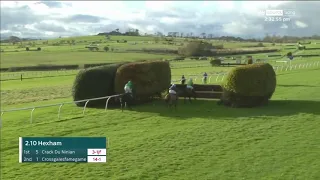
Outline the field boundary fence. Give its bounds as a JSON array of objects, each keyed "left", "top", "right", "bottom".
[
  {"left": 0, "top": 94, "right": 124, "bottom": 127},
  {"left": 171, "top": 72, "right": 228, "bottom": 84},
  {"left": 0, "top": 70, "right": 79, "bottom": 81},
  {"left": 1, "top": 60, "right": 319, "bottom": 81},
  {"left": 171, "top": 61, "right": 320, "bottom": 83}
]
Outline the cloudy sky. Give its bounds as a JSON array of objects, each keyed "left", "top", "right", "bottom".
[{"left": 1, "top": 1, "right": 319, "bottom": 39}]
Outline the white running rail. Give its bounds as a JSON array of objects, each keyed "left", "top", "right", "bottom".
[
  {"left": 171, "top": 61, "right": 320, "bottom": 83},
  {"left": 0, "top": 94, "right": 124, "bottom": 126}
]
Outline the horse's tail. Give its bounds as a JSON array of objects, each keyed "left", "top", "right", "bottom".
[{"left": 165, "top": 94, "right": 169, "bottom": 102}]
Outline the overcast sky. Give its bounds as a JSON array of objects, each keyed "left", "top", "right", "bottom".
[{"left": 1, "top": 1, "right": 319, "bottom": 39}]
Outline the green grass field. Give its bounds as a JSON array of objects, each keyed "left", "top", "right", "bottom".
[
  {"left": 4, "top": 35, "right": 317, "bottom": 69},
  {"left": 1, "top": 35, "right": 320, "bottom": 180}
]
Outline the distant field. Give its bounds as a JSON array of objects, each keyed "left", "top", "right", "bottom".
[
  {"left": 1, "top": 35, "right": 319, "bottom": 70},
  {"left": 0, "top": 52, "right": 177, "bottom": 68}
]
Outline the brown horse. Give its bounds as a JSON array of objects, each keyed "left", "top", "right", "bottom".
[{"left": 165, "top": 93, "right": 178, "bottom": 109}]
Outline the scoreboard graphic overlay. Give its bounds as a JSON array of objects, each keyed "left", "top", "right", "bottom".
[{"left": 19, "top": 137, "right": 107, "bottom": 163}]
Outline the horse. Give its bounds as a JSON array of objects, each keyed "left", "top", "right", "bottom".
[
  {"left": 182, "top": 87, "right": 197, "bottom": 103},
  {"left": 116, "top": 93, "right": 134, "bottom": 112},
  {"left": 165, "top": 92, "right": 178, "bottom": 109}
]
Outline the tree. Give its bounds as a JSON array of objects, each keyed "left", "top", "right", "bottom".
[
  {"left": 201, "top": 33, "right": 206, "bottom": 39},
  {"left": 103, "top": 46, "right": 109, "bottom": 52},
  {"left": 178, "top": 41, "right": 213, "bottom": 56},
  {"left": 154, "top": 37, "right": 160, "bottom": 43},
  {"left": 156, "top": 32, "right": 163, "bottom": 37},
  {"left": 135, "top": 29, "right": 139, "bottom": 36}
]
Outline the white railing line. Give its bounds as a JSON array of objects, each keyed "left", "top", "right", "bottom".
[
  {"left": 1, "top": 94, "right": 123, "bottom": 113},
  {"left": 1, "top": 93, "right": 124, "bottom": 125},
  {"left": 171, "top": 61, "right": 320, "bottom": 83}
]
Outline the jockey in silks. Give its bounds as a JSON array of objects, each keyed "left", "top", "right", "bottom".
[
  {"left": 181, "top": 75, "right": 186, "bottom": 85},
  {"left": 186, "top": 78, "right": 194, "bottom": 93},
  {"left": 169, "top": 84, "right": 177, "bottom": 96},
  {"left": 124, "top": 80, "right": 134, "bottom": 97},
  {"left": 187, "top": 78, "right": 195, "bottom": 93},
  {"left": 203, "top": 72, "right": 208, "bottom": 84}
]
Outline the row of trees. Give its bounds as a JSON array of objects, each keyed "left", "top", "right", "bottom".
[
  {"left": 97, "top": 28, "right": 140, "bottom": 36},
  {"left": 263, "top": 34, "right": 320, "bottom": 43}
]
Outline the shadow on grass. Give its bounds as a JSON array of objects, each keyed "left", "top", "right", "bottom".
[{"left": 117, "top": 99, "right": 320, "bottom": 120}]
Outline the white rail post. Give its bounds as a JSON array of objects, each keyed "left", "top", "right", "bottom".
[
  {"left": 58, "top": 103, "right": 64, "bottom": 120},
  {"left": 221, "top": 74, "right": 225, "bottom": 82},
  {"left": 209, "top": 76, "right": 212, "bottom": 83},
  {"left": 30, "top": 108, "right": 36, "bottom": 123},
  {"left": 105, "top": 97, "right": 112, "bottom": 111},
  {"left": 0, "top": 112, "right": 3, "bottom": 128},
  {"left": 83, "top": 100, "right": 90, "bottom": 115},
  {"left": 216, "top": 74, "right": 220, "bottom": 82}
]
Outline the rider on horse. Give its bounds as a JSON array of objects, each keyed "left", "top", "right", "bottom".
[
  {"left": 124, "top": 80, "right": 134, "bottom": 97},
  {"left": 167, "top": 84, "right": 178, "bottom": 103},
  {"left": 203, "top": 72, "right": 208, "bottom": 84},
  {"left": 181, "top": 75, "right": 186, "bottom": 85},
  {"left": 169, "top": 84, "right": 177, "bottom": 95},
  {"left": 187, "top": 78, "right": 194, "bottom": 90},
  {"left": 186, "top": 78, "right": 196, "bottom": 94}
]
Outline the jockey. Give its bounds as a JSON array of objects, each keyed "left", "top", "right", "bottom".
[
  {"left": 203, "top": 72, "right": 208, "bottom": 84},
  {"left": 187, "top": 78, "right": 194, "bottom": 90},
  {"left": 124, "top": 80, "right": 134, "bottom": 97},
  {"left": 181, "top": 75, "right": 186, "bottom": 84},
  {"left": 169, "top": 84, "right": 177, "bottom": 95}
]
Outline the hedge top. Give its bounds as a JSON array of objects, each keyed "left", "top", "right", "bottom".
[
  {"left": 72, "top": 63, "right": 124, "bottom": 106},
  {"left": 114, "top": 60, "right": 171, "bottom": 97},
  {"left": 223, "top": 63, "right": 276, "bottom": 96}
]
